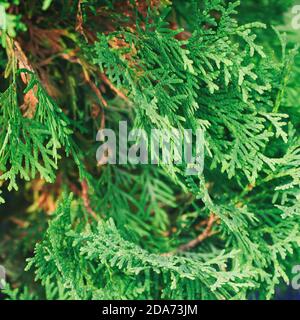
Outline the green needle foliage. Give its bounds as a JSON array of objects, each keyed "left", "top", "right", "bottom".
[{"left": 0, "top": 0, "right": 299, "bottom": 300}]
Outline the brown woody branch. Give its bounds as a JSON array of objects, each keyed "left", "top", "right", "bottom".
[
  {"left": 100, "top": 73, "right": 129, "bottom": 103},
  {"left": 162, "top": 213, "right": 218, "bottom": 257},
  {"left": 81, "top": 180, "right": 99, "bottom": 221}
]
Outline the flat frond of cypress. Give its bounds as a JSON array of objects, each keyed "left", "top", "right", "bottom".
[{"left": 0, "top": 0, "right": 299, "bottom": 301}]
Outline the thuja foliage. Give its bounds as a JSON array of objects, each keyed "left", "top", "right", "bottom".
[{"left": 0, "top": 0, "right": 299, "bottom": 300}]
